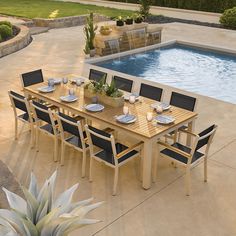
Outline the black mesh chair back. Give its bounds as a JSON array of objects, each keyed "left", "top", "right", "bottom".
[
  {"left": 139, "top": 83, "right": 163, "bottom": 101},
  {"left": 170, "top": 92, "right": 196, "bottom": 111},
  {"left": 32, "top": 101, "right": 51, "bottom": 124},
  {"left": 87, "top": 126, "right": 113, "bottom": 153},
  {"left": 58, "top": 112, "right": 80, "bottom": 137},
  {"left": 195, "top": 125, "right": 217, "bottom": 151},
  {"left": 112, "top": 76, "right": 133, "bottom": 92},
  {"left": 9, "top": 91, "right": 28, "bottom": 113},
  {"left": 21, "top": 69, "right": 44, "bottom": 87},
  {"left": 89, "top": 69, "right": 107, "bottom": 83}
]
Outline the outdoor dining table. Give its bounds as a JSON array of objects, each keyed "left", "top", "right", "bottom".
[{"left": 24, "top": 82, "right": 198, "bottom": 190}]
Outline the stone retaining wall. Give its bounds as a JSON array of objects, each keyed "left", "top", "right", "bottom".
[
  {"left": 0, "top": 25, "right": 31, "bottom": 58},
  {"left": 33, "top": 14, "right": 109, "bottom": 29}
]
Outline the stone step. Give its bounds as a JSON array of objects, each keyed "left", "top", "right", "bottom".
[{"left": 29, "top": 27, "right": 49, "bottom": 35}]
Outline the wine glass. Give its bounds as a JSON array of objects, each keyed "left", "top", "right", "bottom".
[
  {"left": 146, "top": 112, "right": 153, "bottom": 121},
  {"left": 156, "top": 105, "right": 163, "bottom": 114},
  {"left": 123, "top": 106, "right": 129, "bottom": 116}
]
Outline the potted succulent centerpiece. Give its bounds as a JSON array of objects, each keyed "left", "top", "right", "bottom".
[
  {"left": 0, "top": 171, "right": 103, "bottom": 236},
  {"left": 116, "top": 16, "right": 124, "bottom": 27},
  {"left": 134, "top": 13, "right": 144, "bottom": 23},
  {"left": 84, "top": 12, "right": 98, "bottom": 57},
  {"left": 100, "top": 25, "right": 112, "bottom": 35},
  {"left": 125, "top": 16, "right": 134, "bottom": 25},
  {"left": 84, "top": 77, "right": 124, "bottom": 107}
]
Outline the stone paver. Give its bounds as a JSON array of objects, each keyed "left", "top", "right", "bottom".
[
  {"left": 0, "top": 22, "right": 236, "bottom": 236},
  {"left": 60, "top": 0, "right": 221, "bottom": 23}
]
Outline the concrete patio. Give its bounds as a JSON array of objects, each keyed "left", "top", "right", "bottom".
[{"left": 0, "top": 21, "right": 236, "bottom": 236}]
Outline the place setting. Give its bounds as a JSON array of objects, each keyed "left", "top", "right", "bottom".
[
  {"left": 37, "top": 78, "right": 56, "bottom": 93},
  {"left": 60, "top": 88, "right": 78, "bottom": 103},
  {"left": 83, "top": 95, "right": 105, "bottom": 112},
  {"left": 115, "top": 106, "right": 137, "bottom": 124},
  {"left": 123, "top": 93, "right": 140, "bottom": 104}
]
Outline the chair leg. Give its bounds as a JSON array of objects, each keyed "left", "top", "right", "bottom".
[
  {"left": 185, "top": 167, "right": 191, "bottom": 196},
  {"left": 81, "top": 150, "right": 86, "bottom": 178},
  {"left": 60, "top": 142, "right": 65, "bottom": 166},
  {"left": 204, "top": 156, "right": 208, "bottom": 182},
  {"left": 36, "top": 128, "right": 39, "bottom": 152},
  {"left": 14, "top": 118, "right": 18, "bottom": 140},
  {"left": 53, "top": 137, "right": 58, "bottom": 162},
  {"left": 89, "top": 157, "right": 93, "bottom": 182},
  {"left": 30, "top": 124, "right": 34, "bottom": 148},
  {"left": 113, "top": 167, "right": 119, "bottom": 196}
]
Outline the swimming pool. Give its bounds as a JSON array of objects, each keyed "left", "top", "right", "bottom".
[{"left": 95, "top": 44, "right": 236, "bottom": 104}]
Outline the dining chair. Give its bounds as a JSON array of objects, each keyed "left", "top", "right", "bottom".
[
  {"left": 56, "top": 112, "right": 88, "bottom": 176},
  {"left": 112, "top": 76, "right": 133, "bottom": 92},
  {"left": 8, "top": 91, "right": 34, "bottom": 146},
  {"left": 89, "top": 69, "right": 107, "bottom": 83},
  {"left": 30, "top": 101, "right": 59, "bottom": 162},
  {"left": 167, "top": 92, "right": 197, "bottom": 142},
  {"left": 85, "top": 125, "right": 143, "bottom": 195},
  {"left": 157, "top": 124, "right": 217, "bottom": 196},
  {"left": 139, "top": 83, "right": 163, "bottom": 101},
  {"left": 21, "top": 69, "right": 44, "bottom": 88}
]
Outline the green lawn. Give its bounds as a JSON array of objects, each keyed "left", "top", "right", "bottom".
[{"left": 0, "top": 0, "right": 134, "bottom": 19}]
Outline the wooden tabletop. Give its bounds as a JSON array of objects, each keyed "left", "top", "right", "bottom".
[{"left": 24, "top": 83, "right": 198, "bottom": 139}]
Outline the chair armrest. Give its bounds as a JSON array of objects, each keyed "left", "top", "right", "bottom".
[
  {"left": 158, "top": 141, "right": 191, "bottom": 159},
  {"left": 116, "top": 141, "right": 143, "bottom": 159},
  {"left": 102, "top": 127, "right": 114, "bottom": 133},
  {"left": 178, "top": 128, "right": 198, "bottom": 137}
]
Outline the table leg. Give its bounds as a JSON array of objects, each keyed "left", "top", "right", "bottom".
[
  {"left": 142, "top": 139, "right": 153, "bottom": 189},
  {"left": 152, "top": 141, "right": 159, "bottom": 183}
]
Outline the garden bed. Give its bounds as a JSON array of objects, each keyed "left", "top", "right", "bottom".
[
  {"left": 146, "top": 15, "right": 233, "bottom": 30},
  {"left": 0, "top": 25, "right": 20, "bottom": 43}
]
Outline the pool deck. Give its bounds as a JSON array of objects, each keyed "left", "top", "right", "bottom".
[{"left": 0, "top": 22, "right": 236, "bottom": 235}]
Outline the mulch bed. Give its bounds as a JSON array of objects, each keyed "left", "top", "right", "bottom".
[{"left": 145, "top": 15, "right": 233, "bottom": 30}]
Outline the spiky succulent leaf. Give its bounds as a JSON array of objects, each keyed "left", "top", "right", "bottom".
[
  {"left": 28, "top": 173, "right": 38, "bottom": 198},
  {"left": 2, "top": 188, "right": 27, "bottom": 215}
]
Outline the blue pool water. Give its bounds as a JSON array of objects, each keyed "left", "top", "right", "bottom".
[{"left": 95, "top": 44, "right": 236, "bottom": 104}]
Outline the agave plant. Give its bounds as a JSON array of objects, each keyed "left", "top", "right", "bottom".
[{"left": 0, "top": 171, "right": 103, "bottom": 236}]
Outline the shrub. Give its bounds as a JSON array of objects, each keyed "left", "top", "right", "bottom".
[
  {"left": 220, "top": 7, "right": 236, "bottom": 29},
  {"left": 0, "top": 20, "right": 12, "bottom": 28},
  {"left": 0, "top": 24, "right": 13, "bottom": 40},
  {"left": 139, "top": 0, "right": 153, "bottom": 18},
  {"left": 0, "top": 34, "right": 2, "bottom": 43}
]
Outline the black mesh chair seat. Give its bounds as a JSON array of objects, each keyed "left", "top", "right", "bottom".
[
  {"left": 65, "top": 131, "right": 88, "bottom": 149},
  {"left": 40, "top": 123, "right": 56, "bottom": 135},
  {"left": 18, "top": 113, "right": 30, "bottom": 122},
  {"left": 139, "top": 83, "right": 163, "bottom": 101},
  {"left": 89, "top": 69, "right": 107, "bottom": 83},
  {"left": 161, "top": 142, "right": 204, "bottom": 164},
  {"left": 21, "top": 69, "right": 44, "bottom": 87},
  {"left": 112, "top": 76, "right": 133, "bottom": 92},
  {"left": 95, "top": 143, "right": 138, "bottom": 165}
]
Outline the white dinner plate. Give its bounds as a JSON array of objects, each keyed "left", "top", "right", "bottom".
[
  {"left": 85, "top": 104, "right": 104, "bottom": 112},
  {"left": 60, "top": 95, "right": 78, "bottom": 102},
  {"left": 151, "top": 102, "right": 171, "bottom": 111},
  {"left": 155, "top": 115, "right": 175, "bottom": 124},
  {"left": 116, "top": 114, "right": 137, "bottom": 124},
  {"left": 38, "top": 86, "right": 55, "bottom": 93}
]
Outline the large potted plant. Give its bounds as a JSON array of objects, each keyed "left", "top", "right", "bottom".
[
  {"left": 84, "top": 13, "right": 98, "bottom": 57},
  {"left": 84, "top": 77, "right": 124, "bottom": 107},
  {"left": 0, "top": 171, "right": 103, "bottom": 235}
]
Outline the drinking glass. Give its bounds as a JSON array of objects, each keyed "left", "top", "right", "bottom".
[
  {"left": 48, "top": 79, "right": 55, "bottom": 88},
  {"left": 76, "top": 79, "right": 82, "bottom": 86},
  {"left": 156, "top": 105, "right": 163, "bottom": 114},
  {"left": 123, "top": 106, "right": 129, "bottom": 116},
  {"left": 69, "top": 88, "right": 75, "bottom": 96},
  {"left": 91, "top": 96, "right": 98, "bottom": 104},
  {"left": 62, "top": 77, "right": 68, "bottom": 85},
  {"left": 129, "top": 95, "right": 136, "bottom": 104},
  {"left": 146, "top": 112, "right": 153, "bottom": 121}
]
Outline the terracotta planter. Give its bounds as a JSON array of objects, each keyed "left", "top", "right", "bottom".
[{"left": 84, "top": 89, "right": 124, "bottom": 107}]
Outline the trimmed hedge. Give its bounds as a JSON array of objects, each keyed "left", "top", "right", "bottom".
[
  {"left": 220, "top": 7, "right": 236, "bottom": 28},
  {"left": 0, "top": 25, "right": 13, "bottom": 40},
  {"left": 107, "top": 0, "right": 236, "bottom": 13},
  {"left": 0, "top": 21, "right": 12, "bottom": 28}
]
